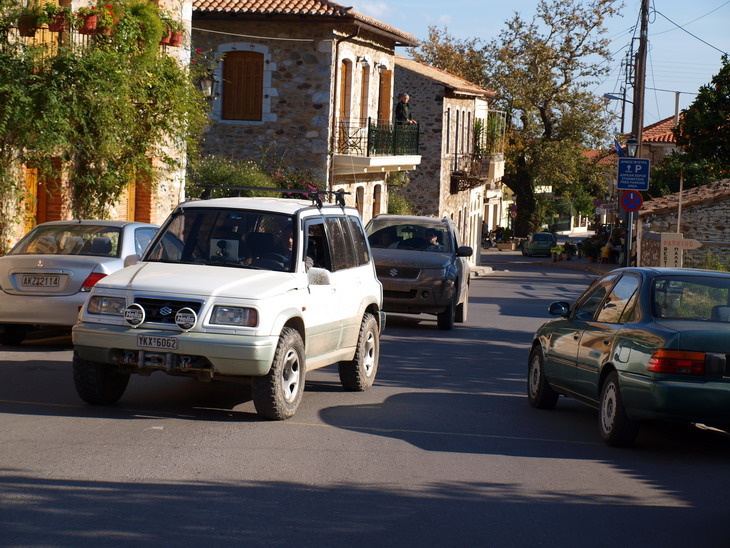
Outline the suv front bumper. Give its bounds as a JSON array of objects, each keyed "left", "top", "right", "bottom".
[{"left": 73, "top": 322, "right": 279, "bottom": 377}]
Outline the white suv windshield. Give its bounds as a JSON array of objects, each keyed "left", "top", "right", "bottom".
[{"left": 145, "top": 208, "right": 296, "bottom": 272}]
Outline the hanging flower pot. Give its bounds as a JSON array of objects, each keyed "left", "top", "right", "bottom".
[
  {"left": 17, "top": 14, "right": 39, "bottom": 37},
  {"left": 48, "top": 13, "right": 69, "bottom": 32},
  {"left": 159, "top": 28, "right": 171, "bottom": 45},
  {"left": 168, "top": 30, "right": 183, "bottom": 47},
  {"left": 77, "top": 14, "right": 98, "bottom": 35}
]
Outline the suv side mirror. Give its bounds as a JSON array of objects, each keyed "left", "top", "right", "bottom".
[
  {"left": 307, "top": 266, "right": 331, "bottom": 286},
  {"left": 457, "top": 246, "right": 473, "bottom": 257}
]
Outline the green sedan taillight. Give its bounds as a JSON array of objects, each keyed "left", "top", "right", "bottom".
[{"left": 648, "top": 350, "right": 706, "bottom": 375}]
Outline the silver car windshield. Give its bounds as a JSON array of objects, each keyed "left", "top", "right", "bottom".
[
  {"left": 144, "top": 208, "right": 296, "bottom": 272},
  {"left": 10, "top": 225, "right": 121, "bottom": 257}
]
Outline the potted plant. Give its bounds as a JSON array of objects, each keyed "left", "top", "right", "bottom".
[
  {"left": 167, "top": 18, "right": 184, "bottom": 47},
  {"left": 581, "top": 239, "right": 596, "bottom": 262},
  {"left": 74, "top": 5, "right": 99, "bottom": 34},
  {"left": 16, "top": 4, "right": 43, "bottom": 37},
  {"left": 40, "top": 2, "right": 73, "bottom": 32},
  {"left": 551, "top": 244, "right": 564, "bottom": 262},
  {"left": 563, "top": 242, "right": 575, "bottom": 261},
  {"left": 95, "top": 4, "right": 117, "bottom": 34}
]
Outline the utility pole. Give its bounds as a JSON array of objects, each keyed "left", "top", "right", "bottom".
[{"left": 625, "top": 0, "right": 650, "bottom": 267}]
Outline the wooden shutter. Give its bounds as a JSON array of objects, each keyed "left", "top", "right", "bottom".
[
  {"left": 377, "top": 69, "right": 392, "bottom": 123},
  {"left": 222, "top": 51, "right": 264, "bottom": 121},
  {"left": 359, "top": 66, "right": 369, "bottom": 123}
]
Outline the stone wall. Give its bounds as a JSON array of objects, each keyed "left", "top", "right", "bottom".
[{"left": 639, "top": 195, "right": 730, "bottom": 267}]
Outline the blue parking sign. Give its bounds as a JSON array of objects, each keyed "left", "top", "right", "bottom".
[{"left": 617, "top": 158, "right": 650, "bottom": 191}]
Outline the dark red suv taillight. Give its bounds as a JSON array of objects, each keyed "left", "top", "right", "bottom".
[
  {"left": 647, "top": 349, "right": 706, "bottom": 375},
  {"left": 81, "top": 272, "right": 107, "bottom": 291}
]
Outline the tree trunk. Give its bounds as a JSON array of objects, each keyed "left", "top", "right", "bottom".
[{"left": 503, "top": 158, "right": 537, "bottom": 238}]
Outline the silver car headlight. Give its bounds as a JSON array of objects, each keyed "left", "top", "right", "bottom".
[
  {"left": 210, "top": 306, "right": 258, "bottom": 327},
  {"left": 88, "top": 295, "right": 126, "bottom": 315}
]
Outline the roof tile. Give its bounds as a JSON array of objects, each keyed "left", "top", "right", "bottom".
[{"left": 640, "top": 178, "right": 730, "bottom": 215}]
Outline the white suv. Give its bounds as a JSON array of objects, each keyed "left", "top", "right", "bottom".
[{"left": 72, "top": 196, "right": 384, "bottom": 419}]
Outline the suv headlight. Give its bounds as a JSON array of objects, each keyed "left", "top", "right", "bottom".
[
  {"left": 210, "top": 306, "right": 258, "bottom": 327},
  {"left": 88, "top": 296, "right": 126, "bottom": 315}
]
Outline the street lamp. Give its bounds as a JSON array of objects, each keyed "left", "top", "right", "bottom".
[
  {"left": 198, "top": 72, "right": 218, "bottom": 101},
  {"left": 625, "top": 136, "right": 639, "bottom": 158}
]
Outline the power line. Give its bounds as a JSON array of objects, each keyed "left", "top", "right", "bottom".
[
  {"left": 651, "top": 0, "right": 730, "bottom": 36},
  {"left": 652, "top": 9, "right": 728, "bottom": 55}
]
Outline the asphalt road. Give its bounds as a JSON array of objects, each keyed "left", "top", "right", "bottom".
[{"left": 2, "top": 253, "right": 730, "bottom": 547}]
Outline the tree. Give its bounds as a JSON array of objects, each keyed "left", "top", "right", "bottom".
[
  {"left": 0, "top": 0, "right": 208, "bottom": 252},
  {"left": 673, "top": 55, "right": 730, "bottom": 179},
  {"left": 411, "top": 0, "right": 620, "bottom": 235}
]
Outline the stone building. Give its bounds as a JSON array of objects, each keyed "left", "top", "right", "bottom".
[
  {"left": 637, "top": 179, "right": 730, "bottom": 268},
  {"left": 191, "top": 0, "right": 421, "bottom": 225},
  {"left": 392, "top": 55, "right": 505, "bottom": 260}
]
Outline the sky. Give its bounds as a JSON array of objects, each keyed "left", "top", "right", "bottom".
[{"left": 351, "top": 0, "right": 730, "bottom": 136}]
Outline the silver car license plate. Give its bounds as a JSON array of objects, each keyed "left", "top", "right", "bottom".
[
  {"left": 137, "top": 335, "right": 178, "bottom": 350},
  {"left": 20, "top": 274, "right": 61, "bottom": 287}
]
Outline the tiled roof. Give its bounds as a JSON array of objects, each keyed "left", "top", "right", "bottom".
[
  {"left": 642, "top": 115, "right": 681, "bottom": 144},
  {"left": 193, "top": 0, "right": 418, "bottom": 44},
  {"left": 584, "top": 148, "right": 616, "bottom": 166},
  {"left": 639, "top": 178, "right": 730, "bottom": 216},
  {"left": 394, "top": 55, "right": 493, "bottom": 98}
]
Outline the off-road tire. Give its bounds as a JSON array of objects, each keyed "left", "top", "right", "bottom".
[
  {"left": 72, "top": 351, "right": 130, "bottom": 405},
  {"left": 599, "top": 371, "right": 639, "bottom": 447},
  {"left": 455, "top": 285, "right": 469, "bottom": 323},
  {"left": 339, "top": 313, "right": 379, "bottom": 391},
  {"left": 437, "top": 294, "right": 456, "bottom": 330},
  {"left": 527, "top": 347, "right": 559, "bottom": 409},
  {"left": 252, "top": 327, "right": 305, "bottom": 420}
]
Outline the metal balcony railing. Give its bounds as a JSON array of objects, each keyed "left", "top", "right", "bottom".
[{"left": 335, "top": 118, "right": 420, "bottom": 157}]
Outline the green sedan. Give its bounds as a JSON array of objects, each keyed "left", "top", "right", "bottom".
[
  {"left": 528, "top": 267, "right": 730, "bottom": 446},
  {"left": 522, "top": 232, "right": 557, "bottom": 257}
]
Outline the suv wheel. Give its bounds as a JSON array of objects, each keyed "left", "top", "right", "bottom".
[
  {"left": 437, "top": 295, "right": 456, "bottom": 330},
  {"left": 72, "top": 351, "right": 130, "bottom": 405},
  {"left": 455, "top": 286, "right": 469, "bottom": 323},
  {"left": 252, "top": 327, "right": 305, "bottom": 420},
  {"left": 339, "top": 313, "right": 379, "bottom": 391}
]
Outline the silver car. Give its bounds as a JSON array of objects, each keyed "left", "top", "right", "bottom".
[{"left": 0, "top": 220, "right": 158, "bottom": 345}]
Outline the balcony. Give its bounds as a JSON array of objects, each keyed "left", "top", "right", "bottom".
[
  {"left": 449, "top": 153, "right": 505, "bottom": 194},
  {"left": 332, "top": 118, "right": 421, "bottom": 176}
]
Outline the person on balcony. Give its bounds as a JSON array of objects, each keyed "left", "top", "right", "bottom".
[{"left": 395, "top": 93, "right": 417, "bottom": 125}]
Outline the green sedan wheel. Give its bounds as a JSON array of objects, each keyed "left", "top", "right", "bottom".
[
  {"left": 527, "top": 347, "right": 558, "bottom": 409},
  {"left": 599, "top": 371, "right": 639, "bottom": 447}
]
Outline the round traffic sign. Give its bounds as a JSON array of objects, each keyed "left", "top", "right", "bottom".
[
  {"left": 620, "top": 190, "right": 643, "bottom": 212},
  {"left": 593, "top": 198, "right": 602, "bottom": 207},
  {"left": 510, "top": 210, "right": 517, "bottom": 219}
]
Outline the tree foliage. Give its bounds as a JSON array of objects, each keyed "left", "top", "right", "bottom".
[
  {"left": 411, "top": 0, "right": 620, "bottom": 235},
  {"left": 0, "top": 0, "right": 208, "bottom": 252},
  {"left": 673, "top": 54, "right": 730, "bottom": 179}
]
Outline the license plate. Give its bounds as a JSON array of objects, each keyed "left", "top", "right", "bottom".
[
  {"left": 21, "top": 274, "right": 61, "bottom": 288},
  {"left": 137, "top": 335, "right": 178, "bottom": 350}
]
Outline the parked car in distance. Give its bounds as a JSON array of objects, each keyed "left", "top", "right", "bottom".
[
  {"left": 0, "top": 220, "right": 158, "bottom": 345},
  {"left": 72, "top": 195, "right": 384, "bottom": 420},
  {"left": 365, "top": 214, "right": 471, "bottom": 330},
  {"left": 522, "top": 232, "right": 557, "bottom": 257},
  {"left": 528, "top": 267, "right": 730, "bottom": 446}
]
